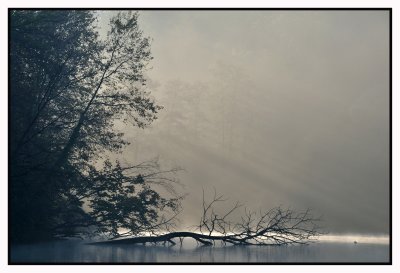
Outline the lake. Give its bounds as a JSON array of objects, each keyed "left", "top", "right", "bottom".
[{"left": 10, "top": 236, "right": 390, "bottom": 264}]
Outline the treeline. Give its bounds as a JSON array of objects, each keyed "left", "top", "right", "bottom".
[{"left": 10, "top": 10, "right": 181, "bottom": 243}]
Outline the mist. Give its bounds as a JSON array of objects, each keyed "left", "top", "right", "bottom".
[{"left": 97, "top": 10, "right": 390, "bottom": 235}]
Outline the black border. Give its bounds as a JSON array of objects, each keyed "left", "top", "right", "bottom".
[{"left": 8, "top": 7, "right": 392, "bottom": 265}]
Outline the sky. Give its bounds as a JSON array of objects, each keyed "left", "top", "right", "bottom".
[{"left": 98, "top": 10, "right": 390, "bottom": 234}]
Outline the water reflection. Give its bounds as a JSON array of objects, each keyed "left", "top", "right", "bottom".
[{"left": 10, "top": 238, "right": 389, "bottom": 263}]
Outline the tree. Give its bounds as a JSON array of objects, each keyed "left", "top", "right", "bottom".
[
  {"left": 10, "top": 10, "right": 181, "bottom": 243},
  {"left": 93, "top": 189, "right": 323, "bottom": 246},
  {"left": 10, "top": 10, "right": 102, "bottom": 243}
]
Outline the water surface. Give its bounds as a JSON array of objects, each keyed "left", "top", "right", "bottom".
[{"left": 10, "top": 238, "right": 389, "bottom": 263}]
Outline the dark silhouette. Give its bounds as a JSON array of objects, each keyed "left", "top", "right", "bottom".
[{"left": 10, "top": 10, "right": 180, "bottom": 243}]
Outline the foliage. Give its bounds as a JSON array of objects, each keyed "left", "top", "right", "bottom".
[{"left": 10, "top": 10, "right": 180, "bottom": 243}]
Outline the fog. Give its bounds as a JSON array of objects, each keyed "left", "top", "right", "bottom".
[{"left": 98, "top": 10, "right": 389, "bottom": 234}]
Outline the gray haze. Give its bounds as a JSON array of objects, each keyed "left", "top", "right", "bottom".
[{"left": 98, "top": 10, "right": 390, "bottom": 234}]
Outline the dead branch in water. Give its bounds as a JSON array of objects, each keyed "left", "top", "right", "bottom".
[{"left": 92, "top": 189, "right": 323, "bottom": 246}]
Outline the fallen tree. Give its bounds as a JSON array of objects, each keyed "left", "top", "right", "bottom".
[{"left": 92, "top": 189, "right": 324, "bottom": 246}]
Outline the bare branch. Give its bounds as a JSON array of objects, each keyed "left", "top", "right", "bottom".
[{"left": 94, "top": 189, "right": 324, "bottom": 247}]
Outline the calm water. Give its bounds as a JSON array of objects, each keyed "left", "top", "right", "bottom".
[{"left": 10, "top": 238, "right": 390, "bottom": 263}]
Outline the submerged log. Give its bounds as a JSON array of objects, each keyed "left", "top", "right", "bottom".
[
  {"left": 91, "top": 232, "right": 217, "bottom": 246},
  {"left": 90, "top": 230, "right": 311, "bottom": 247}
]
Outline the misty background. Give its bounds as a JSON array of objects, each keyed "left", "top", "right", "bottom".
[{"left": 97, "top": 10, "right": 389, "bottom": 234}]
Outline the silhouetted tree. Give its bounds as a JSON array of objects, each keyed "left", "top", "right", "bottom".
[{"left": 10, "top": 10, "right": 180, "bottom": 243}]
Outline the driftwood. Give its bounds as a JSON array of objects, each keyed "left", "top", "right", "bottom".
[{"left": 91, "top": 189, "right": 323, "bottom": 247}]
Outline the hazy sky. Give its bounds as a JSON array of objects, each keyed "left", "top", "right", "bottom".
[{"left": 99, "top": 10, "right": 390, "bottom": 234}]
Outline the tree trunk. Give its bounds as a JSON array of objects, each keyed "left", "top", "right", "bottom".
[{"left": 52, "top": 67, "right": 108, "bottom": 170}]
